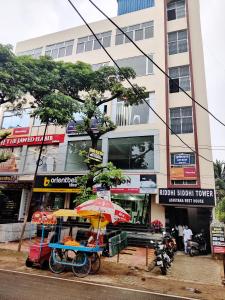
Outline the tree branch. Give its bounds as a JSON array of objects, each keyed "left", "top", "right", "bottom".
[{"left": 97, "top": 92, "right": 122, "bottom": 106}]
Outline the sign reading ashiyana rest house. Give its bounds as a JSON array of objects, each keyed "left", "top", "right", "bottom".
[{"left": 159, "top": 188, "right": 215, "bottom": 206}]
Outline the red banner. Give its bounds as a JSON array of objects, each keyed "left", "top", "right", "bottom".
[
  {"left": 184, "top": 167, "right": 197, "bottom": 178},
  {"left": 12, "top": 127, "right": 30, "bottom": 135},
  {"left": 213, "top": 246, "right": 225, "bottom": 254},
  {"left": 0, "top": 134, "right": 65, "bottom": 147}
]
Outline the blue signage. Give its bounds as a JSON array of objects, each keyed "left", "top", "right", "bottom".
[{"left": 174, "top": 154, "right": 190, "bottom": 165}]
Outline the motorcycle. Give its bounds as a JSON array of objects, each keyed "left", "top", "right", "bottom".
[
  {"left": 162, "top": 229, "right": 177, "bottom": 262},
  {"left": 187, "top": 233, "right": 207, "bottom": 256},
  {"left": 149, "top": 240, "right": 171, "bottom": 275}
]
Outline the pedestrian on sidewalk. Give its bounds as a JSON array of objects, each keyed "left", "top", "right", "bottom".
[{"left": 183, "top": 225, "right": 193, "bottom": 254}]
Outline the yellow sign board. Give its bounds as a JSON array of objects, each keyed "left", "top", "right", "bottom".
[{"left": 33, "top": 188, "right": 81, "bottom": 193}]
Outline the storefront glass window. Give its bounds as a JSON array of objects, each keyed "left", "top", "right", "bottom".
[
  {"left": 1, "top": 109, "right": 31, "bottom": 129},
  {"left": 23, "top": 145, "right": 58, "bottom": 173},
  {"left": 108, "top": 136, "right": 154, "bottom": 169},
  {"left": 65, "top": 140, "right": 102, "bottom": 171}
]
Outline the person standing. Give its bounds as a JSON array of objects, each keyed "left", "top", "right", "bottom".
[
  {"left": 177, "top": 224, "right": 184, "bottom": 251},
  {"left": 183, "top": 225, "right": 193, "bottom": 254}
]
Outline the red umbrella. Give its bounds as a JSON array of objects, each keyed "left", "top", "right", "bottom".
[{"left": 76, "top": 198, "right": 131, "bottom": 224}]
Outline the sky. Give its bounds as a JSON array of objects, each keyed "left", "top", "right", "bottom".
[{"left": 0, "top": 0, "right": 224, "bottom": 161}]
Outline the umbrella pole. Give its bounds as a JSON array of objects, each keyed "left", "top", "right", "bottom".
[{"left": 96, "top": 212, "right": 102, "bottom": 246}]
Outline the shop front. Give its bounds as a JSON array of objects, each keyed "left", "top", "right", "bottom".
[
  {"left": 110, "top": 173, "right": 158, "bottom": 225},
  {"left": 159, "top": 188, "right": 215, "bottom": 241}
]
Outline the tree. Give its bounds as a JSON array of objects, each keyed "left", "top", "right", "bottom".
[
  {"left": 216, "top": 197, "right": 225, "bottom": 223},
  {"left": 0, "top": 44, "right": 32, "bottom": 164},
  {"left": 214, "top": 160, "right": 225, "bottom": 203},
  {"left": 55, "top": 62, "right": 146, "bottom": 202}
]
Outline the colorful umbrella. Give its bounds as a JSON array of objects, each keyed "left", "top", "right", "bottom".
[{"left": 75, "top": 198, "right": 131, "bottom": 224}]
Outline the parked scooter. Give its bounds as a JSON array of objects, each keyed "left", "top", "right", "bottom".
[
  {"left": 187, "top": 233, "right": 207, "bottom": 256},
  {"left": 150, "top": 240, "right": 171, "bottom": 275}
]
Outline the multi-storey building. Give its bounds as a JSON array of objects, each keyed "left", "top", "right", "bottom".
[{"left": 0, "top": 0, "right": 215, "bottom": 240}]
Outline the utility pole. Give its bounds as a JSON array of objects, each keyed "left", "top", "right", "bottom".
[{"left": 18, "top": 122, "right": 48, "bottom": 252}]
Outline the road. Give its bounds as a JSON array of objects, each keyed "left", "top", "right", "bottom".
[{"left": 0, "top": 269, "right": 195, "bottom": 300}]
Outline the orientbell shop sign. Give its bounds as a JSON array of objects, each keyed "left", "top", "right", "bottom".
[
  {"left": 159, "top": 188, "right": 215, "bottom": 206},
  {"left": 33, "top": 175, "right": 80, "bottom": 193}
]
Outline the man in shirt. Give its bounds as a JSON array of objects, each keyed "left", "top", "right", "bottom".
[
  {"left": 177, "top": 224, "right": 184, "bottom": 251},
  {"left": 183, "top": 225, "right": 193, "bottom": 254}
]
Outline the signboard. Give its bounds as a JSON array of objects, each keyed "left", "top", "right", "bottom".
[
  {"left": 170, "top": 167, "right": 197, "bottom": 179},
  {"left": 67, "top": 118, "right": 101, "bottom": 136},
  {"left": 0, "top": 134, "right": 65, "bottom": 147},
  {"left": 159, "top": 188, "right": 215, "bottom": 206},
  {"left": 111, "top": 174, "right": 157, "bottom": 194},
  {"left": 12, "top": 127, "right": 30, "bottom": 136},
  {"left": 0, "top": 175, "right": 18, "bottom": 183},
  {"left": 174, "top": 154, "right": 190, "bottom": 165},
  {"left": 33, "top": 175, "right": 81, "bottom": 193},
  {"left": 211, "top": 225, "right": 225, "bottom": 254},
  {"left": 96, "top": 187, "right": 111, "bottom": 201},
  {"left": 88, "top": 148, "right": 104, "bottom": 163}
]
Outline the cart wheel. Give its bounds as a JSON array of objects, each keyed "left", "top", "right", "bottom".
[
  {"left": 49, "top": 249, "right": 65, "bottom": 274},
  {"left": 90, "top": 253, "right": 101, "bottom": 274},
  {"left": 25, "top": 258, "right": 33, "bottom": 268},
  {"left": 72, "top": 252, "right": 91, "bottom": 278}
]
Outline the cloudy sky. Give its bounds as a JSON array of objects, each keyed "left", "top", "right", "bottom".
[{"left": 0, "top": 0, "right": 225, "bottom": 161}]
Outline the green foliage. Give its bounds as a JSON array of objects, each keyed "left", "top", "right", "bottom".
[
  {"left": 75, "top": 163, "right": 128, "bottom": 203},
  {"left": 0, "top": 151, "right": 11, "bottom": 163},
  {"left": 214, "top": 160, "right": 225, "bottom": 203},
  {"left": 0, "top": 44, "right": 27, "bottom": 105},
  {"left": 216, "top": 197, "right": 225, "bottom": 222}
]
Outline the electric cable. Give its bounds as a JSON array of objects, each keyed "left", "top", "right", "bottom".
[
  {"left": 87, "top": 0, "right": 225, "bottom": 128},
  {"left": 66, "top": 0, "right": 212, "bottom": 163}
]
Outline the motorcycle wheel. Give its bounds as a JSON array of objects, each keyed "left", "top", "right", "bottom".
[
  {"left": 160, "top": 262, "right": 167, "bottom": 275},
  {"left": 189, "top": 247, "right": 196, "bottom": 257}
]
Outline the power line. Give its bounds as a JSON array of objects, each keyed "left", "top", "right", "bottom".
[
  {"left": 66, "top": 0, "right": 212, "bottom": 163},
  {"left": 87, "top": 0, "right": 225, "bottom": 129}
]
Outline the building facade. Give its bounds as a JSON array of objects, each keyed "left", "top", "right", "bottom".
[{"left": 0, "top": 0, "right": 215, "bottom": 237}]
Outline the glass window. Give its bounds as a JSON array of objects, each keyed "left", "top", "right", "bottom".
[
  {"left": 23, "top": 145, "right": 58, "bottom": 173},
  {"left": 115, "top": 21, "right": 154, "bottom": 46},
  {"left": 170, "top": 106, "right": 193, "bottom": 134},
  {"left": 92, "top": 62, "right": 109, "bottom": 71},
  {"left": 1, "top": 109, "right": 31, "bottom": 129},
  {"left": 45, "top": 40, "right": 74, "bottom": 58},
  {"left": 76, "top": 43, "right": 85, "bottom": 54},
  {"left": 115, "top": 55, "right": 153, "bottom": 77},
  {"left": 108, "top": 136, "right": 154, "bottom": 170},
  {"left": 169, "top": 65, "right": 190, "bottom": 92},
  {"left": 171, "top": 180, "right": 197, "bottom": 185},
  {"left": 135, "top": 29, "right": 144, "bottom": 41},
  {"left": 167, "top": 0, "right": 186, "bottom": 21},
  {"left": 65, "top": 140, "right": 102, "bottom": 172},
  {"left": 116, "top": 92, "right": 154, "bottom": 126},
  {"left": 115, "top": 34, "right": 124, "bottom": 45},
  {"left": 17, "top": 47, "right": 43, "bottom": 58},
  {"left": 76, "top": 31, "right": 112, "bottom": 53},
  {"left": 168, "top": 30, "right": 188, "bottom": 55}
]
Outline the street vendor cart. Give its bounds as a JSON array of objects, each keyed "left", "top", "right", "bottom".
[{"left": 26, "top": 211, "right": 56, "bottom": 269}]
